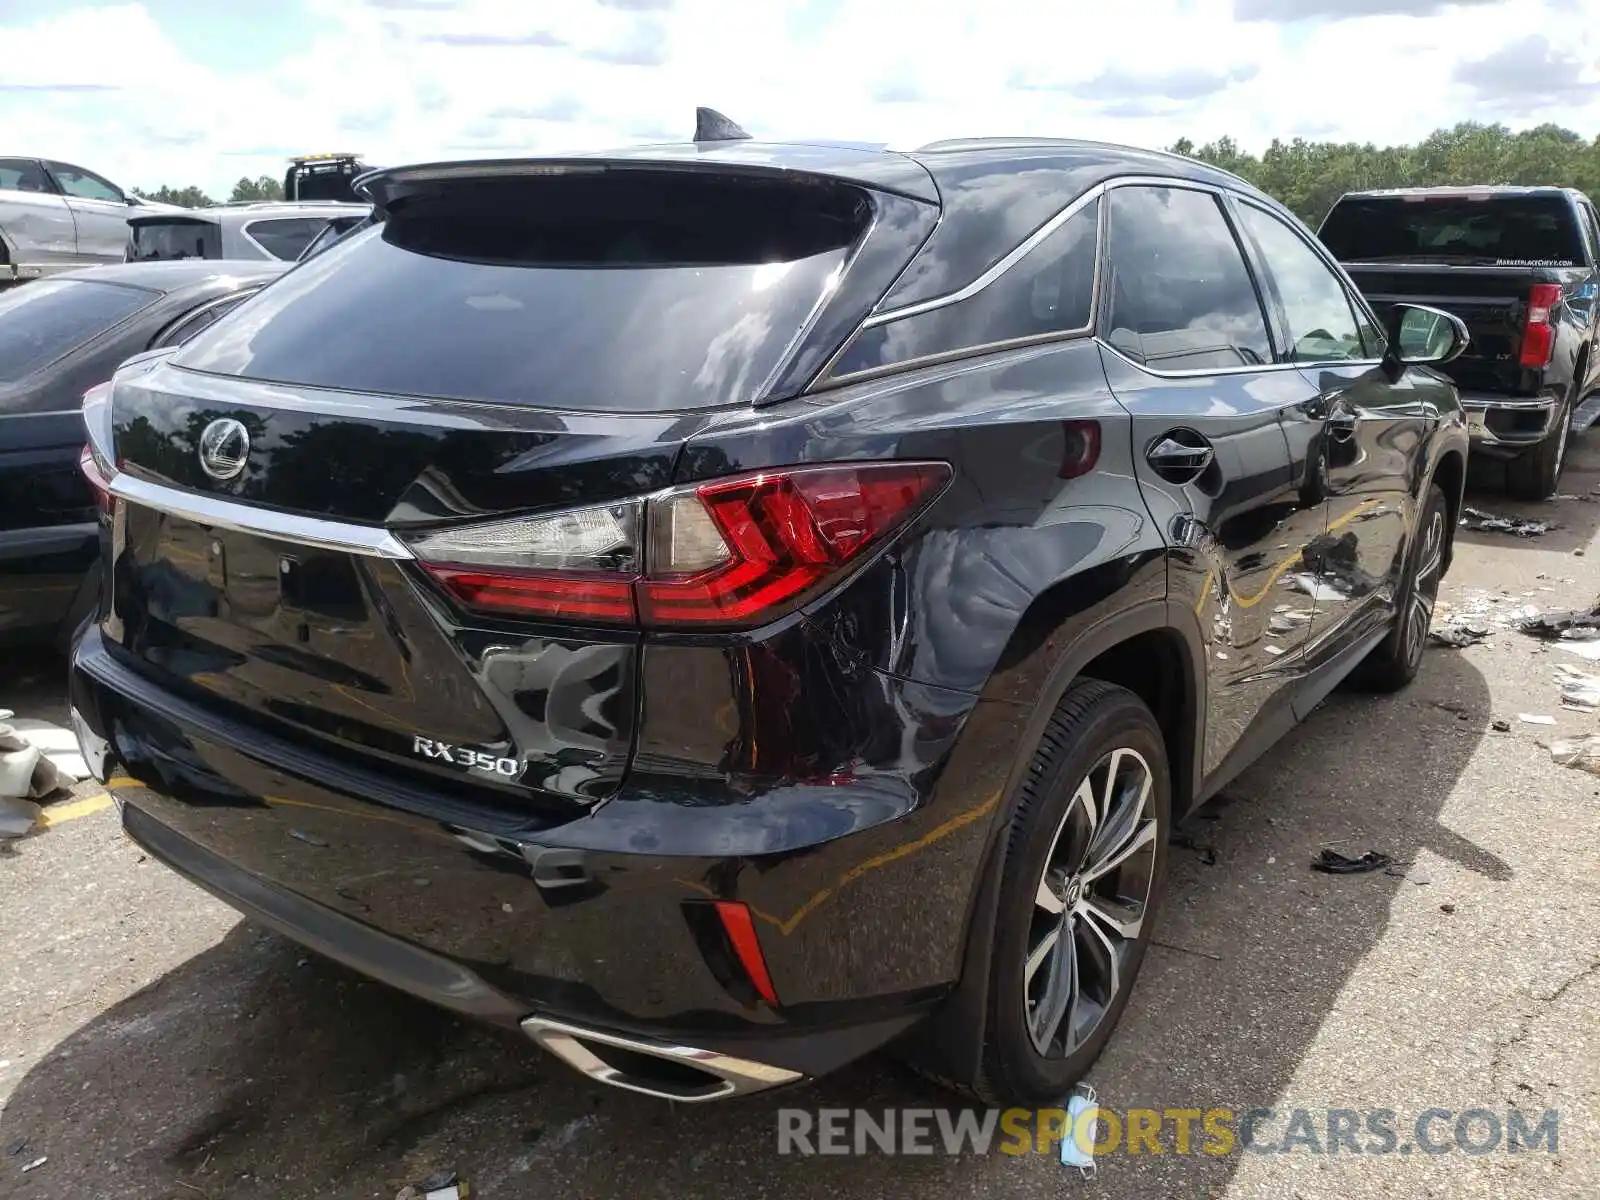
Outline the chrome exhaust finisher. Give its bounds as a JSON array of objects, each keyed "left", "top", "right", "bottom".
[{"left": 521, "top": 1016, "right": 804, "bottom": 1102}]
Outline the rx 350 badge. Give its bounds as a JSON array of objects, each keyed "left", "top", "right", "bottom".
[{"left": 412, "top": 736, "right": 520, "bottom": 779}]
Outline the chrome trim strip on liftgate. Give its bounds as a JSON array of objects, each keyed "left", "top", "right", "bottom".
[{"left": 107, "top": 472, "right": 415, "bottom": 559}]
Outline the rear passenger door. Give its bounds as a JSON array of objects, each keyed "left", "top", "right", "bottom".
[
  {"left": 1232, "top": 198, "right": 1426, "bottom": 655},
  {"left": 0, "top": 158, "right": 76, "bottom": 265},
  {"left": 1097, "top": 182, "right": 1327, "bottom": 783}
]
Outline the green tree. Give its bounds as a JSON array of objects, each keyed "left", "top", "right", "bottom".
[
  {"left": 1168, "top": 121, "right": 1600, "bottom": 226},
  {"left": 131, "top": 184, "right": 213, "bottom": 208},
  {"left": 229, "top": 175, "right": 284, "bottom": 202}
]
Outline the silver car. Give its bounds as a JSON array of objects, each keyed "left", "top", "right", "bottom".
[
  {"left": 124, "top": 201, "right": 371, "bottom": 264},
  {"left": 0, "top": 156, "right": 186, "bottom": 282}
]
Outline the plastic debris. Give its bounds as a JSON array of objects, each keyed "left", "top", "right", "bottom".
[
  {"left": 1517, "top": 601, "right": 1600, "bottom": 641},
  {"left": 1459, "top": 506, "right": 1557, "bottom": 537},
  {"left": 21, "top": 1156, "right": 47, "bottom": 1173},
  {"left": 3, "top": 719, "right": 89, "bottom": 782},
  {"left": 1428, "top": 626, "right": 1488, "bottom": 649},
  {"left": 5, "top": 1138, "right": 26, "bottom": 1157},
  {"left": 1550, "top": 735, "right": 1600, "bottom": 775},
  {"left": 1491, "top": 719, "right": 1512, "bottom": 732},
  {"left": 289, "top": 829, "right": 328, "bottom": 848},
  {"left": 0, "top": 797, "right": 41, "bottom": 840},
  {"left": 0, "top": 718, "right": 69, "bottom": 801},
  {"left": 397, "top": 1169, "right": 468, "bottom": 1200},
  {"left": 1518, "top": 713, "right": 1557, "bottom": 725},
  {"left": 1555, "top": 666, "right": 1600, "bottom": 712},
  {"left": 1286, "top": 572, "right": 1349, "bottom": 602},
  {"left": 1311, "top": 849, "right": 1392, "bottom": 874}
]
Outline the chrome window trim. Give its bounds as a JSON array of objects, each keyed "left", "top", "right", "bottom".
[
  {"left": 150, "top": 288, "right": 261, "bottom": 350},
  {"left": 863, "top": 183, "right": 1110, "bottom": 327},
  {"left": 107, "top": 472, "right": 414, "bottom": 559},
  {"left": 1096, "top": 335, "right": 1382, "bottom": 380}
]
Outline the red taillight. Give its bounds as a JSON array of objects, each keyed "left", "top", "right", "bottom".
[
  {"left": 1519, "top": 283, "right": 1561, "bottom": 368},
  {"left": 713, "top": 900, "right": 779, "bottom": 1006},
  {"left": 405, "top": 461, "right": 951, "bottom": 630},
  {"left": 639, "top": 464, "right": 949, "bottom": 626},
  {"left": 78, "top": 445, "right": 115, "bottom": 517}
]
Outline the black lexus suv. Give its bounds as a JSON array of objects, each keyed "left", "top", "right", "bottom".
[{"left": 70, "top": 137, "right": 1470, "bottom": 1105}]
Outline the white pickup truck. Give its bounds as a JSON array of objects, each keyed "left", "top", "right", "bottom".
[{"left": 1, "top": 156, "right": 186, "bottom": 284}]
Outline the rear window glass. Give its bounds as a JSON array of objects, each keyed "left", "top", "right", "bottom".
[
  {"left": 244, "top": 217, "right": 332, "bottom": 260},
  {"left": 0, "top": 279, "right": 155, "bottom": 383},
  {"left": 127, "top": 219, "right": 222, "bottom": 261},
  {"left": 175, "top": 172, "right": 872, "bottom": 411},
  {"left": 1319, "top": 196, "right": 1585, "bottom": 266}
]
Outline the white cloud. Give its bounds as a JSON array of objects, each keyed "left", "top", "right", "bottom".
[{"left": 1, "top": 0, "right": 1596, "bottom": 199}]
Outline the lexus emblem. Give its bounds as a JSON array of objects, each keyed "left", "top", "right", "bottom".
[{"left": 198, "top": 417, "right": 250, "bottom": 481}]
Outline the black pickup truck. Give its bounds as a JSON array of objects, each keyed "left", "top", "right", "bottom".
[{"left": 1320, "top": 186, "right": 1600, "bottom": 498}]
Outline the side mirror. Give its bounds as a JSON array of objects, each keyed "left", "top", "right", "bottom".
[
  {"left": 1382, "top": 303, "right": 1469, "bottom": 380},
  {"left": 125, "top": 195, "right": 141, "bottom": 206}
]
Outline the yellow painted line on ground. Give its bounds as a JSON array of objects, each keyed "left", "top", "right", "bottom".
[{"left": 38, "top": 791, "right": 114, "bottom": 828}]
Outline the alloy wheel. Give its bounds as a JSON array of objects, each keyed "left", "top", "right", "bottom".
[
  {"left": 1403, "top": 507, "right": 1446, "bottom": 669},
  {"left": 1025, "top": 747, "right": 1159, "bottom": 1058}
]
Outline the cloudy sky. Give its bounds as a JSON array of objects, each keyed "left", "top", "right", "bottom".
[{"left": 2, "top": 0, "right": 1596, "bottom": 198}]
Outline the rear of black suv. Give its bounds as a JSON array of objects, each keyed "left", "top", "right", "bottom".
[{"left": 70, "top": 142, "right": 1194, "bottom": 1103}]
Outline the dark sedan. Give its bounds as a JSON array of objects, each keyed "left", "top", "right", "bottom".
[
  {"left": 72, "top": 139, "right": 1468, "bottom": 1105},
  {"left": 0, "top": 260, "right": 285, "bottom": 648}
]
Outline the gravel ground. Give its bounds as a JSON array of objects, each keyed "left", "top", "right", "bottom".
[{"left": 2, "top": 444, "right": 1598, "bottom": 1200}]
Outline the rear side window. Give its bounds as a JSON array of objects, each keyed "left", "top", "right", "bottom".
[
  {"left": 244, "top": 217, "right": 334, "bottom": 261},
  {"left": 1103, "top": 186, "right": 1272, "bottom": 371},
  {"left": 828, "top": 198, "right": 1099, "bottom": 379},
  {"left": 1237, "top": 203, "right": 1366, "bottom": 363},
  {"left": 0, "top": 279, "right": 155, "bottom": 384},
  {"left": 127, "top": 219, "right": 222, "bottom": 261},
  {"left": 1319, "top": 195, "right": 1585, "bottom": 266},
  {"left": 176, "top": 172, "right": 873, "bottom": 412},
  {"left": 0, "top": 158, "right": 51, "bottom": 193}
]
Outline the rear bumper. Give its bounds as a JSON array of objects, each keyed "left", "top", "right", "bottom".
[
  {"left": 71, "top": 626, "right": 1007, "bottom": 1093},
  {"left": 1458, "top": 391, "right": 1559, "bottom": 453}
]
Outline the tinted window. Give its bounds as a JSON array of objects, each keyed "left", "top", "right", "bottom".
[
  {"left": 127, "top": 218, "right": 222, "bottom": 261},
  {"left": 0, "top": 279, "right": 155, "bottom": 384},
  {"left": 1578, "top": 200, "right": 1600, "bottom": 263},
  {"left": 830, "top": 197, "right": 1099, "bottom": 378},
  {"left": 49, "top": 162, "right": 122, "bottom": 203},
  {"left": 0, "top": 158, "right": 51, "bottom": 193},
  {"left": 152, "top": 292, "right": 256, "bottom": 350},
  {"left": 245, "top": 217, "right": 334, "bottom": 260},
  {"left": 1320, "top": 195, "right": 1584, "bottom": 265},
  {"left": 1238, "top": 203, "right": 1366, "bottom": 363},
  {"left": 1102, "top": 186, "right": 1272, "bottom": 371},
  {"left": 177, "top": 173, "right": 870, "bottom": 412}
]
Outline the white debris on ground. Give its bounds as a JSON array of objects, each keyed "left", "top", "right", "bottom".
[{"left": 0, "top": 711, "right": 90, "bottom": 838}]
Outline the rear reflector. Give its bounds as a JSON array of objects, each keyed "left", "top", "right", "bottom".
[
  {"left": 713, "top": 901, "right": 779, "bottom": 1006},
  {"left": 406, "top": 461, "right": 951, "bottom": 630},
  {"left": 77, "top": 445, "right": 115, "bottom": 517},
  {"left": 1519, "top": 283, "right": 1561, "bottom": 368}
]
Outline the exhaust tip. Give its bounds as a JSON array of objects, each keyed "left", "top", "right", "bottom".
[{"left": 521, "top": 1016, "right": 802, "bottom": 1102}]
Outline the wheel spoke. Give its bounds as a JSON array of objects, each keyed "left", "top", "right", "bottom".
[
  {"left": 1025, "top": 921, "right": 1061, "bottom": 986},
  {"left": 1077, "top": 906, "right": 1121, "bottom": 1011},
  {"left": 1035, "top": 876, "right": 1065, "bottom": 916},
  {"left": 1030, "top": 916, "right": 1079, "bottom": 1053},
  {"left": 1078, "top": 892, "right": 1144, "bottom": 940},
  {"left": 1087, "top": 752, "right": 1150, "bottom": 869},
  {"left": 1082, "top": 817, "right": 1158, "bottom": 883}
]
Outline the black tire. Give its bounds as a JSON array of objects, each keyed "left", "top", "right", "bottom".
[
  {"left": 933, "top": 679, "right": 1170, "bottom": 1105},
  {"left": 1352, "top": 482, "right": 1449, "bottom": 693},
  {"left": 1506, "top": 389, "right": 1572, "bottom": 501}
]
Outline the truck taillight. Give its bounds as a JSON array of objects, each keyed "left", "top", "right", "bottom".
[
  {"left": 403, "top": 462, "right": 951, "bottom": 630},
  {"left": 78, "top": 381, "right": 117, "bottom": 517},
  {"left": 77, "top": 446, "right": 115, "bottom": 517},
  {"left": 1518, "top": 283, "right": 1561, "bottom": 368}
]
